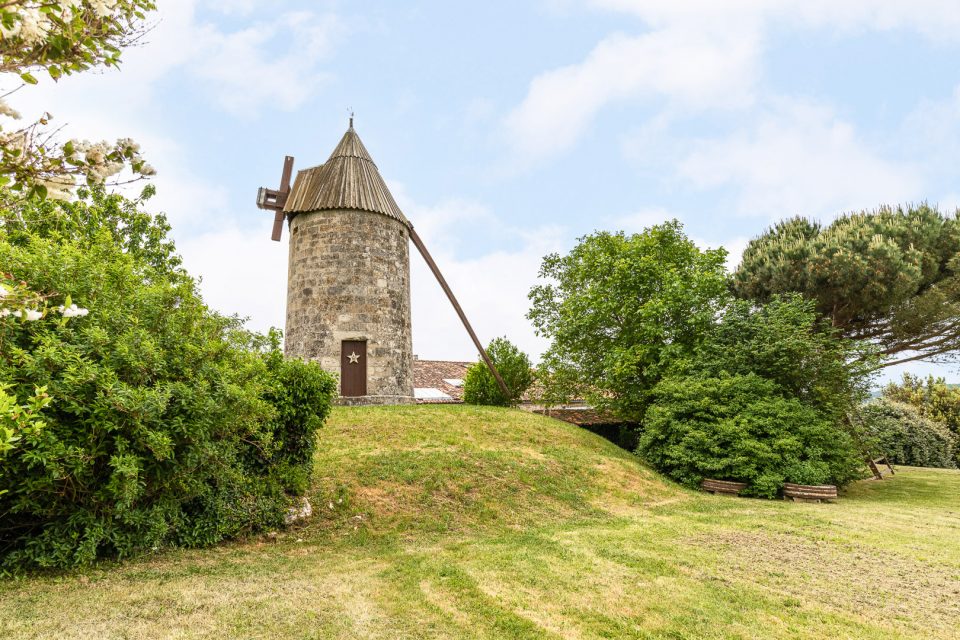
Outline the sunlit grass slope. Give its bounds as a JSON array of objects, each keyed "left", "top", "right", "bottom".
[
  {"left": 305, "top": 405, "right": 683, "bottom": 536},
  {"left": 2, "top": 405, "right": 958, "bottom": 640}
]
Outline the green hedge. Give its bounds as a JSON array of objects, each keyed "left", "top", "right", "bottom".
[
  {"left": 638, "top": 374, "right": 865, "bottom": 497},
  {"left": 861, "top": 399, "right": 957, "bottom": 469},
  {"left": 0, "top": 189, "right": 336, "bottom": 571}
]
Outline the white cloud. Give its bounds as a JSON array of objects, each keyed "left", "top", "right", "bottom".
[
  {"left": 588, "top": 1, "right": 960, "bottom": 41},
  {"left": 191, "top": 11, "right": 343, "bottom": 117},
  {"left": 177, "top": 222, "right": 288, "bottom": 335},
  {"left": 720, "top": 236, "right": 750, "bottom": 272},
  {"left": 689, "top": 235, "right": 750, "bottom": 273},
  {"left": 504, "top": 28, "right": 758, "bottom": 162},
  {"left": 505, "top": 0, "right": 960, "bottom": 164},
  {"left": 936, "top": 193, "right": 960, "bottom": 214},
  {"left": 409, "top": 240, "right": 559, "bottom": 364},
  {"left": 902, "top": 85, "right": 960, "bottom": 178},
  {"left": 206, "top": 0, "right": 257, "bottom": 15},
  {"left": 4, "top": 2, "right": 343, "bottom": 123},
  {"left": 609, "top": 207, "right": 676, "bottom": 234},
  {"left": 389, "top": 181, "right": 497, "bottom": 248},
  {"left": 677, "top": 100, "right": 923, "bottom": 220}
]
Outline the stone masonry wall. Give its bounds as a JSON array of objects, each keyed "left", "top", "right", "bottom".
[{"left": 285, "top": 208, "right": 414, "bottom": 404}]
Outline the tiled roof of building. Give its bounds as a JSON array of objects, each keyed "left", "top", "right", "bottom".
[
  {"left": 529, "top": 407, "right": 615, "bottom": 426},
  {"left": 284, "top": 124, "right": 409, "bottom": 225},
  {"left": 412, "top": 360, "right": 614, "bottom": 426},
  {"left": 413, "top": 359, "right": 471, "bottom": 403}
]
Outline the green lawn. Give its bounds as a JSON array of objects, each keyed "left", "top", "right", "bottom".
[{"left": 2, "top": 405, "right": 958, "bottom": 639}]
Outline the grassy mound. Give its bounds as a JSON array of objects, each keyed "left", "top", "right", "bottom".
[
  {"left": 305, "top": 405, "right": 683, "bottom": 537},
  {"left": 3, "top": 405, "right": 958, "bottom": 639}
]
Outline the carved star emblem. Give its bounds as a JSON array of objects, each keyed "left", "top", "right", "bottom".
[{"left": 347, "top": 352, "right": 360, "bottom": 364}]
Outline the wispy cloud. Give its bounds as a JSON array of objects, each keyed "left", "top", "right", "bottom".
[
  {"left": 588, "top": 0, "right": 960, "bottom": 41},
  {"left": 191, "top": 10, "right": 345, "bottom": 118},
  {"left": 504, "top": 28, "right": 758, "bottom": 163},
  {"left": 504, "top": 0, "right": 960, "bottom": 166},
  {"left": 677, "top": 99, "right": 923, "bottom": 220}
]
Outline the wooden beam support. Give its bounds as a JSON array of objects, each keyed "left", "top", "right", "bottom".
[
  {"left": 258, "top": 156, "right": 295, "bottom": 241},
  {"left": 408, "top": 225, "right": 512, "bottom": 400}
]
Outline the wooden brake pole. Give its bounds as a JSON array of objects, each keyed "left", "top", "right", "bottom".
[{"left": 408, "top": 225, "right": 512, "bottom": 399}]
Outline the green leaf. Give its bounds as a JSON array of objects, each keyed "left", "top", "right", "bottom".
[
  {"left": 20, "top": 72, "right": 38, "bottom": 85},
  {"left": 29, "top": 184, "right": 48, "bottom": 201}
]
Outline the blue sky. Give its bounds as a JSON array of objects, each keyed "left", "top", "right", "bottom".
[{"left": 16, "top": 0, "right": 960, "bottom": 384}]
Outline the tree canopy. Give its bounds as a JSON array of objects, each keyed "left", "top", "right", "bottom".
[
  {"left": 639, "top": 373, "right": 865, "bottom": 497},
  {"left": 636, "top": 294, "right": 872, "bottom": 496},
  {"left": 732, "top": 204, "right": 960, "bottom": 368},
  {"left": 861, "top": 399, "right": 957, "bottom": 469},
  {"left": 528, "top": 222, "right": 729, "bottom": 420},
  {"left": 693, "top": 294, "right": 875, "bottom": 421}
]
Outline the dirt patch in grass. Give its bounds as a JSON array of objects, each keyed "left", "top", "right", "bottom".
[
  {"left": 700, "top": 530, "right": 960, "bottom": 637},
  {"left": 352, "top": 482, "right": 423, "bottom": 520}
]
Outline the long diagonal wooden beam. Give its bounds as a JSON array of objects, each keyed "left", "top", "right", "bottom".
[{"left": 408, "top": 225, "right": 512, "bottom": 399}]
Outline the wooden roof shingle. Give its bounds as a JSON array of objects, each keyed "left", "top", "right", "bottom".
[{"left": 284, "top": 125, "right": 408, "bottom": 225}]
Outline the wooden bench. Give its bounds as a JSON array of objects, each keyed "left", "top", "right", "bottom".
[
  {"left": 867, "top": 456, "right": 895, "bottom": 479},
  {"left": 701, "top": 479, "right": 747, "bottom": 496},
  {"left": 783, "top": 483, "right": 837, "bottom": 503}
]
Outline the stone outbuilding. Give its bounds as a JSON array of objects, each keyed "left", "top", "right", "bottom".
[{"left": 281, "top": 123, "right": 415, "bottom": 405}]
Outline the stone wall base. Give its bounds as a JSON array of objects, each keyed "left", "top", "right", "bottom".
[{"left": 336, "top": 395, "right": 417, "bottom": 407}]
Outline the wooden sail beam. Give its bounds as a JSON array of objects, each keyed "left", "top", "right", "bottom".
[
  {"left": 408, "top": 225, "right": 512, "bottom": 399},
  {"left": 256, "top": 156, "right": 295, "bottom": 241}
]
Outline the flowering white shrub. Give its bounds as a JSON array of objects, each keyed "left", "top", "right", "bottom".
[
  {"left": 0, "top": 1, "right": 157, "bottom": 200},
  {"left": 0, "top": 277, "right": 89, "bottom": 323}
]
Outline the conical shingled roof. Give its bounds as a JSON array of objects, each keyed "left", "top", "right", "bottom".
[{"left": 284, "top": 125, "right": 409, "bottom": 225}]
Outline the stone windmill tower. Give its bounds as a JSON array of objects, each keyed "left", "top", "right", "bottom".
[{"left": 256, "top": 119, "right": 508, "bottom": 405}]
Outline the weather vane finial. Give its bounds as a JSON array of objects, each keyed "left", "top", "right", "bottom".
[{"left": 349, "top": 107, "right": 354, "bottom": 129}]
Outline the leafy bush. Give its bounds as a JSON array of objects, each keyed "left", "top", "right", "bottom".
[
  {"left": 860, "top": 399, "right": 957, "bottom": 469},
  {"left": 463, "top": 337, "right": 533, "bottom": 407},
  {"left": 637, "top": 295, "right": 871, "bottom": 497},
  {"left": 260, "top": 343, "right": 337, "bottom": 495},
  {"left": 638, "top": 374, "right": 865, "bottom": 497},
  {"left": 882, "top": 374, "right": 960, "bottom": 465},
  {"left": 0, "top": 188, "right": 336, "bottom": 571},
  {"left": 0, "top": 384, "right": 51, "bottom": 468},
  {"left": 695, "top": 295, "right": 876, "bottom": 422}
]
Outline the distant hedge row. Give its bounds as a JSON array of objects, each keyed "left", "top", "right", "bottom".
[{"left": 861, "top": 399, "right": 957, "bottom": 469}]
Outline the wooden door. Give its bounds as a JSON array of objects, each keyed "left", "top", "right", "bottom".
[{"left": 340, "top": 340, "right": 367, "bottom": 397}]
